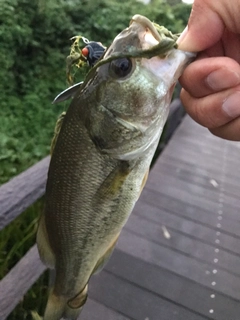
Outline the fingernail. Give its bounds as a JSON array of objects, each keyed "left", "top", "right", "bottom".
[
  {"left": 222, "top": 92, "right": 240, "bottom": 117},
  {"left": 177, "top": 26, "right": 188, "bottom": 45},
  {"left": 206, "top": 69, "right": 240, "bottom": 91}
]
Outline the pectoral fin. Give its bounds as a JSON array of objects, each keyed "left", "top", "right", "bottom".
[{"left": 95, "top": 161, "right": 132, "bottom": 202}]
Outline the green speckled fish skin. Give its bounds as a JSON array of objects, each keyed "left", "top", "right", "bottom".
[{"left": 37, "top": 14, "right": 193, "bottom": 320}]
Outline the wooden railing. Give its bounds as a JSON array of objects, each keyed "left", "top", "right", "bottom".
[{"left": 0, "top": 97, "right": 184, "bottom": 319}]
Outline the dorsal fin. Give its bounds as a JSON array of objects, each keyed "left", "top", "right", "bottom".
[{"left": 50, "top": 112, "right": 66, "bottom": 155}]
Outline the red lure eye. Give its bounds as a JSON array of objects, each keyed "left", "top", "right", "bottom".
[{"left": 81, "top": 47, "right": 89, "bottom": 57}]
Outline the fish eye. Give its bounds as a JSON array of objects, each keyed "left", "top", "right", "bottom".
[{"left": 109, "top": 58, "right": 132, "bottom": 78}]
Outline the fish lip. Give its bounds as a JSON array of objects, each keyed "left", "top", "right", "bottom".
[{"left": 130, "top": 14, "right": 161, "bottom": 42}]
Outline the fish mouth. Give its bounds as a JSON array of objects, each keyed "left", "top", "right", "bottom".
[
  {"left": 128, "top": 14, "right": 176, "bottom": 54},
  {"left": 130, "top": 14, "right": 161, "bottom": 43},
  {"left": 91, "top": 15, "right": 178, "bottom": 73}
]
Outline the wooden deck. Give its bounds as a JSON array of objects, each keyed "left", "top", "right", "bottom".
[{"left": 80, "top": 115, "right": 240, "bottom": 320}]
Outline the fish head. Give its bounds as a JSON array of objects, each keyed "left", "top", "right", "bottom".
[{"left": 76, "top": 15, "right": 195, "bottom": 160}]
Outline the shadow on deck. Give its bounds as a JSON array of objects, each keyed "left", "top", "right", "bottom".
[{"left": 1, "top": 115, "right": 240, "bottom": 320}]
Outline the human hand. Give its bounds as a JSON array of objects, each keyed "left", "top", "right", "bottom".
[{"left": 178, "top": 0, "right": 240, "bottom": 140}]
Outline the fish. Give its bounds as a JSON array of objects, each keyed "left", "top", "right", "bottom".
[{"left": 37, "top": 14, "right": 194, "bottom": 320}]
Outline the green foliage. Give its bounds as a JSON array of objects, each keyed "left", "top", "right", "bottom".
[
  {"left": 0, "top": 0, "right": 73, "bottom": 184},
  {"left": 172, "top": 2, "right": 192, "bottom": 28},
  {"left": 0, "top": 0, "right": 191, "bottom": 318}
]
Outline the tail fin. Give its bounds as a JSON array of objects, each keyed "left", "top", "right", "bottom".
[{"left": 43, "top": 285, "right": 88, "bottom": 320}]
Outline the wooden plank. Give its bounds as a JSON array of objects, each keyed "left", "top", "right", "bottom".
[
  {"left": 0, "top": 245, "right": 46, "bottom": 319},
  {"left": 159, "top": 153, "right": 240, "bottom": 190},
  {"left": 161, "top": 116, "right": 240, "bottom": 158},
  {"left": 105, "top": 249, "right": 240, "bottom": 320},
  {"left": 146, "top": 171, "right": 240, "bottom": 216},
  {"left": 149, "top": 151, "right": 240, "bottom": 210},
  {"left": 89, "top": 270, "right": 210, "bottom": 320},
  {"left": 166, "top": 142, "right": 239, "bottom": 176},
  {"left": 171, "top": 133, "right": 240, "bottom": 157},
  {"left": 145, "top": 171, "right": 240, "bottom": 236},
  {"left": 173, "top": 117, "right": 240, "bottom": 155},
  {"left": 168, "top": 128, "right": 240, "bottom": 156},
  {"left": 116, "top": 229, "right": 240, "bottom": 301},
  {"left": 155, "top": 158, "right": 240, "bottom": 198},
  {"left": 80, "top": 298, "right": 132, "bottom": 320},
  {"left": 0, "top": 157, "right": 50, "bottom": 230},
  {"left": 162, "top": 147, "right": 239, "bottom": 183},
  {"left": 140, "top": 181, "right": 240, "bottom": 227},
  {"left": 138, "top": 188, "right": 226, "bottom": 226},
  {"left": 169, "top": 136, "right": 227, "bottom": 158},
  {"left": 137, "top": 191, "right": 240, "bottom": 256},
  {"left": 127, "top": 211, "right": 240, "bottom": 277},
  {"left": 148, "top": 169, "right": 211, "bottom": 199},
  {"left": 143, "top": 182, "right": 220, "bottom": 217},
  {"left": 142, "top": 176, "right": 239, "bottom": 220}
]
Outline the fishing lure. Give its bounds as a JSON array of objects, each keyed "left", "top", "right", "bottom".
[
  {"left": 82, "top": 40, "right": 106, "bottom": 67},
  {"left": 53, "top": 39, "right": 105, "bottom": 104}
]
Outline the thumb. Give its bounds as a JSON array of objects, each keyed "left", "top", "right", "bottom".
[{"left": 177, "top": 0, "right": 224, "bottom": 52}]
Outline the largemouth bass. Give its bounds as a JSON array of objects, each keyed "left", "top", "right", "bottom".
[{"left": 37, "top": 14, "right": 193, "bottom": 320}]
